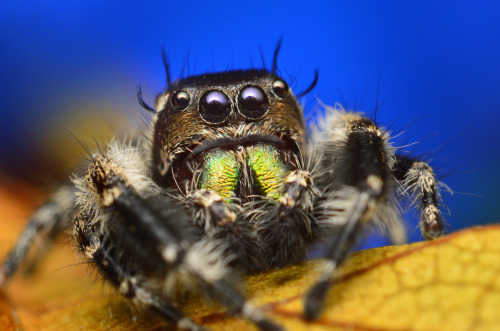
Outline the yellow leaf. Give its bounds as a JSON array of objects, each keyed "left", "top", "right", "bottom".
[{"left": 0, "top": 180, "right": 499, "bottom": 330}]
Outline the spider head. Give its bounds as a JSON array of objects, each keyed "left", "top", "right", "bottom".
[{"left": 151, "top": 69, "right": 306, "bottom": 196}]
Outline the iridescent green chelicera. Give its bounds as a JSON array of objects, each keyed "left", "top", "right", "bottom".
[
  {"left": 198, "top": 144, "right": 290, "bottom": 201},
  {"left": 198, "top": 149, "right": 239, "bottom": 199},
  {"left": 247, "top": 144, "right": 289, "bottom": 200}
]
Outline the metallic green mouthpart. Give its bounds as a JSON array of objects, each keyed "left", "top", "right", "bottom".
[
  {"left": 247, "top": 144, "right": 290, "bottom": 200},
  {"left": 198, "top": 149, "right": 239, "bottom": 199}
]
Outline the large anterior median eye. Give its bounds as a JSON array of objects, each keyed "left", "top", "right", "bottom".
[
  {"left": 238, "top": 86, "right": 269, "bottom": 119},
  {"left": 199, "top": 90, "right": 231, "bottom": 124}
]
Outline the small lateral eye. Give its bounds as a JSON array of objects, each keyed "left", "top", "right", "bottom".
[
  {"left": 272, "top": 79, "right": 288, "bottom": 98},
  {"left": 199, "top": 90, "right": 231, "bottom": 124},
  {"left": 171, "top": 91, "right": 191, "bottom": 111},
  {"left": 238, "top": 86, "right": 269, "bottom": 119}
]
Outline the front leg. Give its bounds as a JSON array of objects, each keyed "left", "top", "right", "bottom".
[{"left": 73, "top": 212, "right": 204, "bottom": 331}]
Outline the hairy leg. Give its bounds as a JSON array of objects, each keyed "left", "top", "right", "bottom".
[
  {"left": 394, "top": 155, "right": 447, "bottom": 239},
  {"left": 305, "top": 108, "right": 403, "bottom": 320},
  {"left": 0, "top": 185, "right": 76, "bottom": 285},
  {"left": 73, "top": 212, "right": 204, "bottom": 331}
]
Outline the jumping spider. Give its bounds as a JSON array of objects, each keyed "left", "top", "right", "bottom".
[{"left": 0, "top": 43, "right": 446, "bottom": 330}]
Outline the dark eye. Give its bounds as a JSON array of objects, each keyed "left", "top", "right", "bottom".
[
  {"left": 171, "top": 91, "right": 191, "bottom": 111},
  {"left": 272, "top": 79, "right": 288, "bottom": 98},
  {"left": 199, "top": 90, "right": 231, "bottom": 124},
  {"left": 238, "top": 86, "right": 269, "bottom": 119}
]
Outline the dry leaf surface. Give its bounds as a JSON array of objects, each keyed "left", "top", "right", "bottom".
[{"left": 0, "top": 179, "right": 499, "bottom": 331}]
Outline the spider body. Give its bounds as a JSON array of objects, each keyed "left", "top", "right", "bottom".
[{"left": 0, "top": 47, "right": 447, "bottom": 331}]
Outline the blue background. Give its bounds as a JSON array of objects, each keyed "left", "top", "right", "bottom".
[{"left": 1, "top": 1, "right": 499, "bottom": 243}]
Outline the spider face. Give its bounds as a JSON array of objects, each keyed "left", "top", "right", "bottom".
[{"left": 151, "top": 69, "right": 306, "bottom": 201}]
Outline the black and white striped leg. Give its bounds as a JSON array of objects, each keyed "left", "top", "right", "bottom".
[
  {"left": 253, "top": 170, "right": 319, "bottom": 268},
  {"left": 305, "top": 114, "right": 396, "bottom": 320},
  {"left": 82, "top": 155, "right": 282, "bottom": 331},
  {"left": 0, "top": 185, "right": 76, "bottom": 286},
  {"left": 73, "top": 213, "right": 204, "bottom": 331},
  {"left": 394, "top": 155, "right": 446, "bottom": 239}
]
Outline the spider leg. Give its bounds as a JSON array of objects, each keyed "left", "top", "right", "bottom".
[
  {"left": 73, "top": 212, "right": 204, "bottom": 331},
  {"left": 394, "top": 154, "right": 446, "bottom": 239},
  {"left": 78, "top": 152, "right": 282, "bottom": 331},
  {"left": 305, "top": 109, "right": 401, "bottom": 320},
  {"left": 0, "top": 185, "right": 76, "bottom": 285}
]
